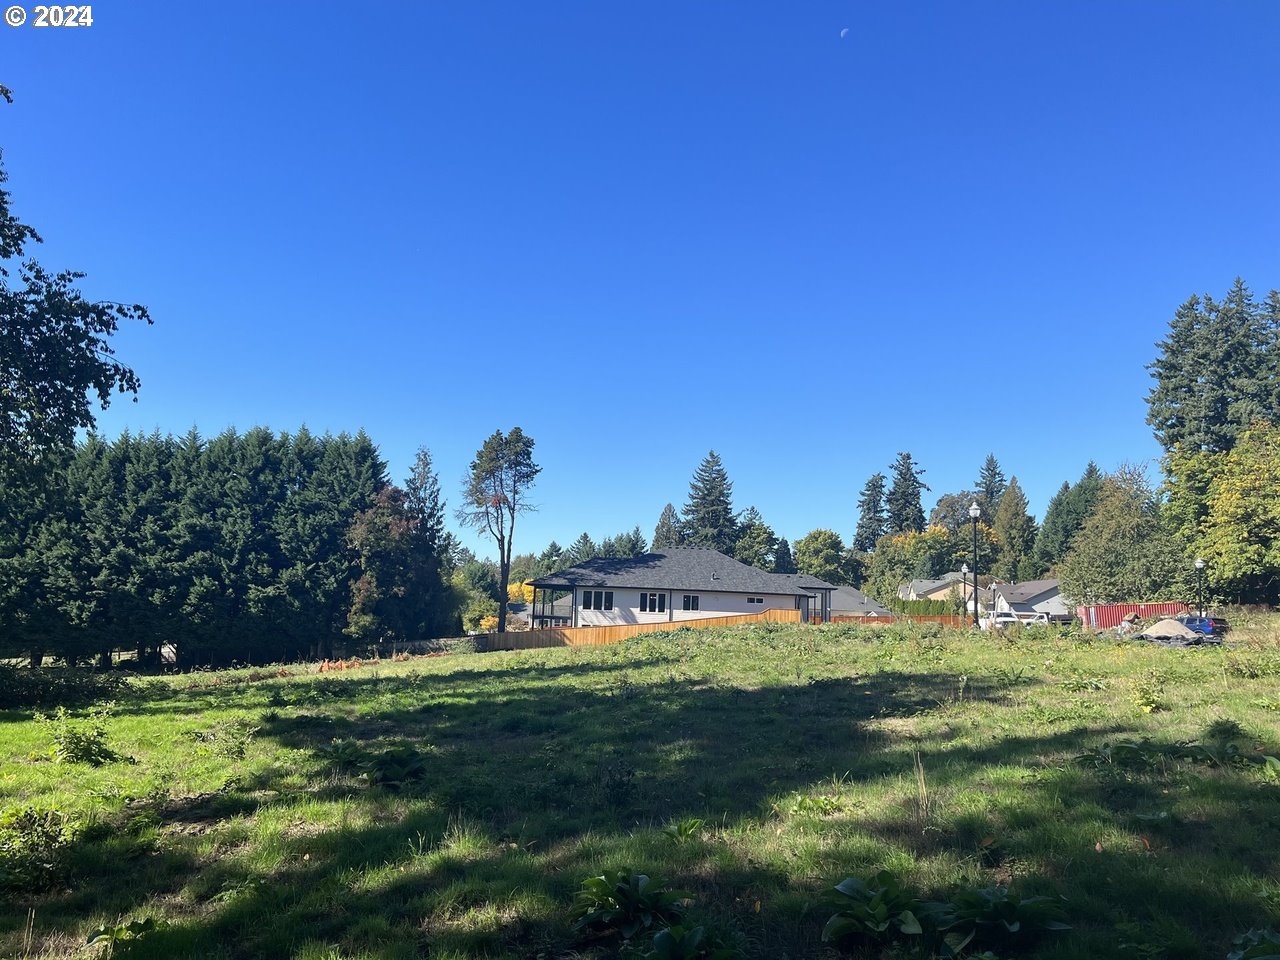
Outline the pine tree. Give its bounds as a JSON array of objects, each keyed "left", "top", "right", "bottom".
[
  {"left": 733, "top": 506, "right": 778, "bottom": 570},
  {"left": 565, "top": 532, "right": 597, "bottom": 566},
  {"left": 992, "top": 477, "right": 1037, "bottom": 581},
  {"left": 852, "top": 473, "right": 887, "bottom": 552},
  {"left": 976, "top": 454, "right": 1007, "bottom": 513},
  {"left": 1032, "top": 481, "right": 1073, "bottom": 572},
  {"left": 681, "top": 451, "right": 738, "bottom": 553},
  {"left": 885, "top": 453, "right": 928, "bottom": 535},
  {"left": 538, "top": 540, "right": 564, "bottom": 573},
  {"left": 652, "top": 503, "right": 682, "bottom": 550},
  {"left": 1147, "top": 279, "right": 1277, "bottom": 454},
  {"left": 616, "top": 526, "right": 648, "bottom": 557},
  {"left": 774, "top": 537, "right": 796, "bottom": 574}
]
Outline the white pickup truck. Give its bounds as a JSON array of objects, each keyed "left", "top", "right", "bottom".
[{"left": 982, "top": 612, "right": 1050, "bottom": 629}]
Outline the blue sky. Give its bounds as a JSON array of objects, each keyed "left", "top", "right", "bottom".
[{"left": 3, "top": 2, "right": 1278, "bottom": 558}]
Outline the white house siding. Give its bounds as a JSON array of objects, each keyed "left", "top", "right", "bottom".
[{"left": 574, "top": 588, "right": 800, "bottom": 627}]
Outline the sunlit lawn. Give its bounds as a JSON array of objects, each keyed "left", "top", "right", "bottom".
[{"left": 2, "top": 620, "right": 1279, "bottom": 958}]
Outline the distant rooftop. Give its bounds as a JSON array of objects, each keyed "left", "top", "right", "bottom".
[{"left": 529, "top": 547, "right": 835, "bottom": 596}]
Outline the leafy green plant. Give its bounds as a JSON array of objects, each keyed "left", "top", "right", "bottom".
[
  {"left": 1227, "top": 928, "right": 1280, "bottom": 960},
  {"left": 821, "top": 871, "right": 923, "bottom": 946},
  {"left": 1060, "top": 675, "right": 1107, "bottom": 691},
  {"left": 920, "top": 885, "right": 1069, "bottom": 954},
  {"left": 190, "top": 717, "right": 257, "bottom": 759},
  {"left": 358, "top": 745, "right": 429, "bottom": 790},
  {"left": 33, "top": 704, "right": 124, "bottom": 765},
  {"left": 779, "top": 794, "right": 844, "bottom": 816},
  {"left": 318, "top": 737, "right": 368, "bottom": 774},
  {"left": 0, "top": 806, "right": 76, "bottom": 890},
  {"left": 1075, "top": 739, "right": 1160, "bottom": 770},
  {"left": 87, "top": 917, "right": 168, "bottom": 957},
  {"left": 1133, "top": 671, "right": 1167, "bottom": 713},
  {"left": 662, "top": 818, "right": 705, "bottom": 843},
  {"left": 573, "top": 871, "right": 689, "bottom": 940},
  {"left": 644, "top": 924, "right": 739, "bottom": 959}
]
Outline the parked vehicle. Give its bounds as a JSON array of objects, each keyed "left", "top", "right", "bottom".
[
  {"left": 982, "top": 611, "right": 1050, "bottom": 630},
  {"left": 1175, "top": 614, "right": 1230, "bottom": 636}
]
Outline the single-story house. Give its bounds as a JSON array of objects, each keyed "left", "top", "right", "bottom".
[
  {"left": 897, "top": 572, "right": 967, "bottom": 603},
  {"left": 829, "top": 586, "right": 893, "bottom": 618},
  {"left": 991, "top": 579, "right": 1071, "bottom": 621},
  {"left": 528, "top": 547, "right": 835, "bottom": 627}
]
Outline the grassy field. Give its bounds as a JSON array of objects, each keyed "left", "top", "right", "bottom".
[{"left": 2, "top": 620, "right": 1279, "bottom": 959}]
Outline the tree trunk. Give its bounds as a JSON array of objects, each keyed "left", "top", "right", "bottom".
[
  {"left": 496, "top": 558, "right": 510, "bottom": 633},
  {"left": 28, "top": 651, "right": 42, "bottom": 669}
]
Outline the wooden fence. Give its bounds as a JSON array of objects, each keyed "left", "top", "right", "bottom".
[{"left": 483, "top": 607, "right": 802, "bottom": 651}]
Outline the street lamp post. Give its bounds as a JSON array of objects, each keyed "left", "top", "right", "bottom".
[
  {"left": 1194, "top": 557, "right": 1205, "bottom": 617},
  {"left": 961, "top": 562, "right": 970, "bottom": 620},
  {"left": 969, "top": 501, "right": 981, "bottom": 627}
]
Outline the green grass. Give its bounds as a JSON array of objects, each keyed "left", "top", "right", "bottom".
[{"left": 2, "top": 621, "right": 1279, "bottom": 959}]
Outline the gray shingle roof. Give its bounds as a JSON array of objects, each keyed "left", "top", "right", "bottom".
[
  {"left": 829, "top": 586, "right": 892, "bottom": 616},
  {"left": 993, "top": 579, "right": 1060, "bottom": 603},
  {"left": 529, "top": 547, "right": 834, "bottom": 596}
]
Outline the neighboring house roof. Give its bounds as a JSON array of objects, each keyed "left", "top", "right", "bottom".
[
  {"left": 898, "top": 572, "right": 967, "bottom": 600},
  {"left": 529, "top": 547, "right": 835, "bottom": 596},
  {"left": 829, "top": 586, "right": 892, "bottom": 617},
  {"left": 993, "top": 579, "right": 1061, "bottom": 604}
]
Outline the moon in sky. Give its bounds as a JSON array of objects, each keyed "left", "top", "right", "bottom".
[{"left": 840, "top": 27, "right": 849, "bottom": 38}]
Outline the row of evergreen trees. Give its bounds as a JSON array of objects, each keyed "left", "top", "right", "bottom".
[{"left": 0, "top": 429, "right": 457, "bottom": 667}]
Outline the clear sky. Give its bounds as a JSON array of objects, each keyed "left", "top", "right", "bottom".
[{"left": 3, "top": 2, "right": 1278, "bottom": 558}]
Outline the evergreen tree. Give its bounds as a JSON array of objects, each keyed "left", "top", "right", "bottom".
[
  {"left": 885, "top": 452, "right": 929, "bottom": 534},
  {"left": 652, "top": 503, "right": 682, "bottom": 550},
  {"left": 538, "top": 540, "right": 564, "bottom": 573},
  {"left": 992, "top": 476, "right": 1037, "bottom": 581},
  {"left": 773, "top": 537, "right": 796, "bottom": 574},
  {"left": 1033, "top": 462, "right": 1103, "bottom": 573},
  {"left": 681, "top": 451, "right": 738, "bottom": 553},
  {"left": 616, "top": 526, "right": 648, "bottom": 557},
  {"left": 852, "top": 473, "right": 887, "bottom": 552},
  {"left": 976, "top": 454, "right": 1007, "bottom": 513},
  {"left": 1147, "top": 279, "right": 1277, "bottom": 454},
  {"left": 733, "top": 507, "right": 778, "bottom": 570},
  {"left": 1059, "top": 467, "right": 1187, "bottom": 605},
  {"left": 456, "top": 427, "right": 540, "bottom": 633},
  {"left": 565, "top": 532, "right": 597, "bottom": 566}
]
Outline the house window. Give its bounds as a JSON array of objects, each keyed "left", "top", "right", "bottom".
[
  {"left": 640, "top": 592, "right": 666, "bottom": 613},
  {"left": 682, "top": 595, "right": 699, "bottom": 611},
  {"left": 581, "top": 590, "right": 613, "bottom": 611},
  {"left": 747, "top": 596, "right": 764, "bottom": 604}
]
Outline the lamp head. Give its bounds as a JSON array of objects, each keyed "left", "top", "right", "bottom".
[
  {"left": 961, "top": 563, "right": 969, "bottom": 574},
  {"left": 1194, "top": 557, "right": 1205, "bottom": 570},
  {"left": 968, "top": 501, "right": 981, "bottom": 520}
]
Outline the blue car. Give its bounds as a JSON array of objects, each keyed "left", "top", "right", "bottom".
[{"left": 1176, "top": 615, "right": 1230, "bottom": 636}]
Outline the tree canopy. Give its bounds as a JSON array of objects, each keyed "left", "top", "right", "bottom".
[
  {"left": 652, "top": 502, "right": 682, "bottom": 550},
  {"left": 885, "top": 452, "right": 928, "bottom": 535},
  {"left": 0, "top": 145, "right": 151, "bottom": 462},
  {"left": 681, "top": 450, "right": 738, "bottom": 553},
  {"left": 851, "top": 473, "right": 887, "bottom": 552},
  {"left": 1146, "top": 279, "right": 1279, "bottom": 455},
  {"left": 457, "top": 427, "right": 540, "bottom": 633}
]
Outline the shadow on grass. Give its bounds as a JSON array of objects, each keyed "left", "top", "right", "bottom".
[{"left": 9, "top": 645, "right": 1280, "bottom": 959}]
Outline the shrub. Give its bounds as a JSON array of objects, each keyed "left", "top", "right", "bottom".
[
  {"left": 821, "top": 871, "right": 922, "bottom": 946},
  {"left": 644, "top": 924, "right": 740, "bottom": 959},
  {"left": 0, "top": 665, "right": 126, "bottom": 710},
  {"left": 573, "top": 870, "right": 689, "bottom": 940},
  {"left": 0, "top": 806, "right": 77, "bottom": 890},
  {"left": 919, "top": 884, "right": 1070, "bottom": 954},
  {"left": 34, "top": 705, "right": 124, "bottom": 765}
]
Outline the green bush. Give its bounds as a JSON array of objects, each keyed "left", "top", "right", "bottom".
[
  {"left": 821, "top": 871, "right": 922, "bottom": 946},
  {"left": 0, "top": 806, "right": 77, "bottom": 890},
  {"left": 0, "top": 665, "right": 126, "bottom": 710},
  {"left": 34, "top": 704, "right": 124, "bottom": 765},
  {"left": 573, "top": 871, "right": 689, "bottom": 940}
]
